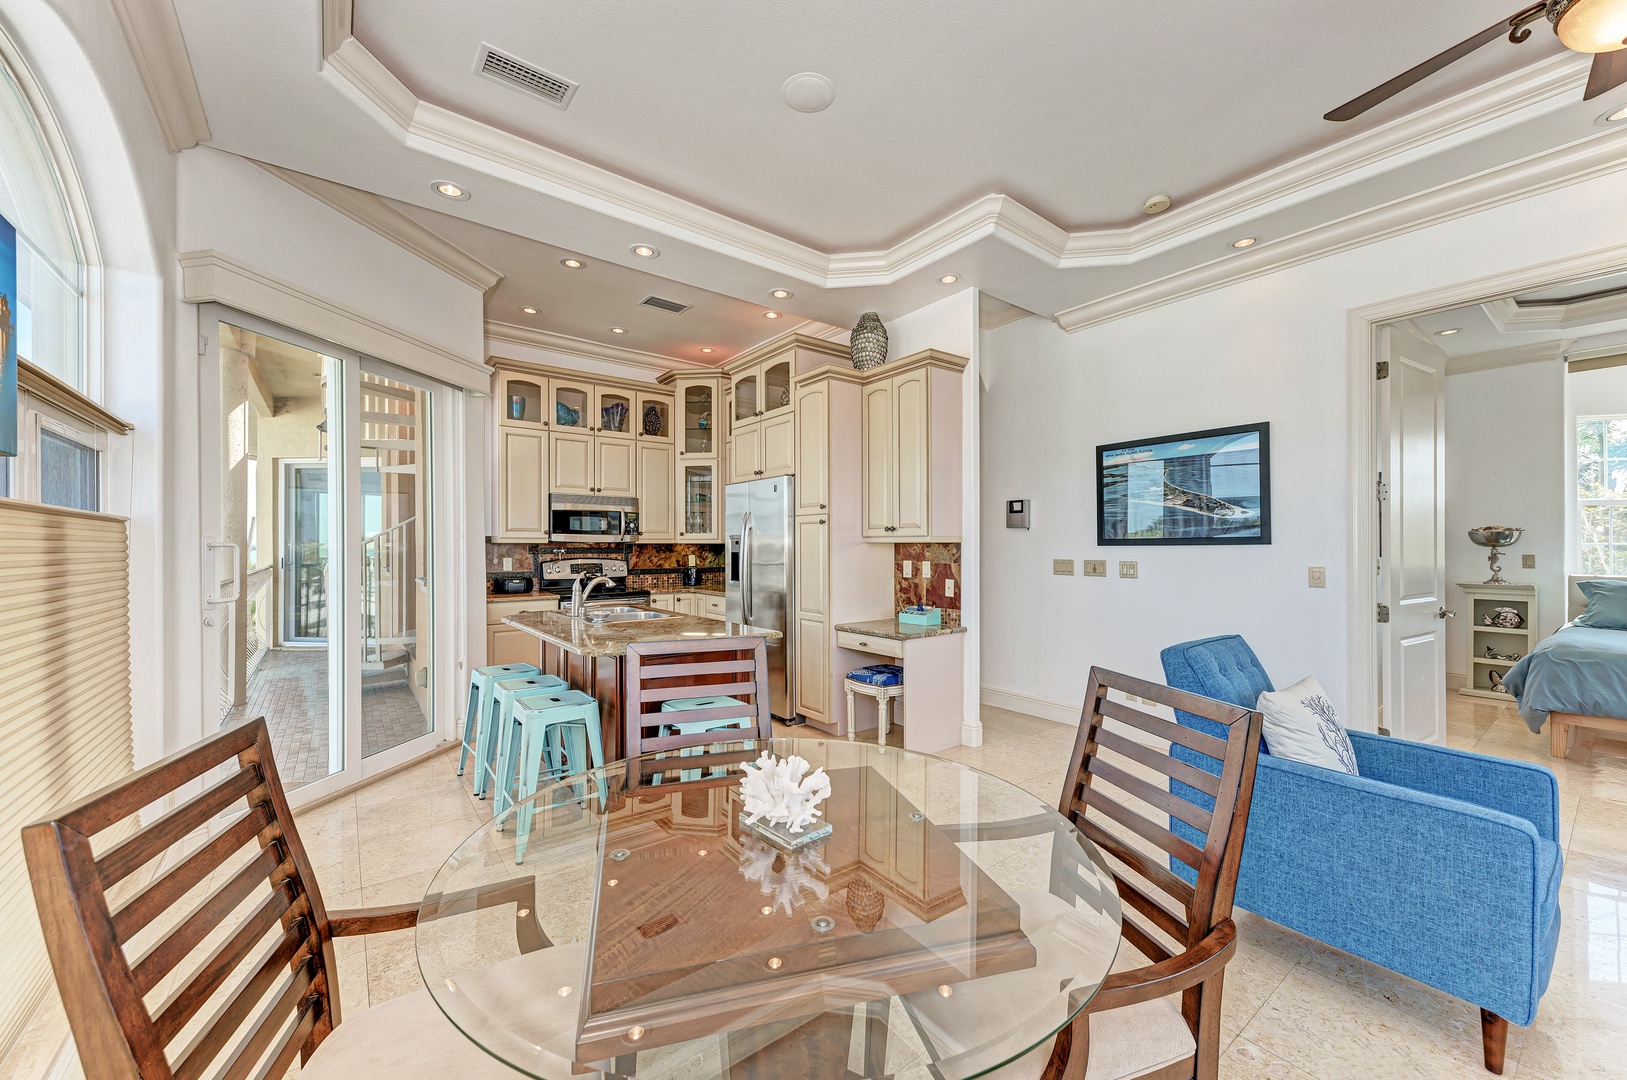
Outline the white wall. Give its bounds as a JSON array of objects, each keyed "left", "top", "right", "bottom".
[
  {"left": 1566, "top": 362, "right": 1627, "bottom": 605},
  {"left": 882, "top": 290, "right": 982, "bottom": 741},
  {"left": 982, "top": 162, "right": 1627, "bottom": 725},
  {"left": 1444, "top": 361, "right": 1567, "bottom": 677}
]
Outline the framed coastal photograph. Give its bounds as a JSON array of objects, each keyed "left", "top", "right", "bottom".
[
  {"left": 0, "top": 212, "right": 14, "bottom": 458},
  {"left": 1097, "top": 422, "right": 1271, "bottom": 545}
]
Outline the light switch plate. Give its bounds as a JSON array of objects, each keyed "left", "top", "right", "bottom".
[
  {"left": 921, "top": 561, "right": 932, "bottom": 579},
  {"left": 902, "top": 560, "right": 913, "bottom": 578},
  {"left": 1308, "top": 565, "right": 1327, "bottom": 589},
  {"left": 1118, "top": 561, "right": 1138, "bottom": 579},
  {"left": 1522, "top": 554, "right": 1536, "bottom": 569},
  {"left": 946, "top": 579, "right": 956, "bottom": 597},
  {"left": 688, "top": 554, "right": 697, "bottom": 567},
  {"left": 1053, "top": 559, "right": 1075, "bottom": 576},
  {"left": 1082, "top": 559, "right": 1107, "bottom": 577},
  {"left": 503, "top": 557, "right": 513, "bottom": 571}
]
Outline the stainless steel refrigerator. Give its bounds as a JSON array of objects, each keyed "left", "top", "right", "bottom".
[{"left": 726, "top": 476, "right": 794, "bottom": 720}]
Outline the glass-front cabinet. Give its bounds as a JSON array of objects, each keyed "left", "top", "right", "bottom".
[
  {"left": 550, "top": 380, "right": 591, "bottom": 431},
  {"left": 761, "top": 357, "right": 793, "bottom": 420},
  {"left": 681, "top": 383, "right": 714, "bottom": 455},
  {"left": 595, "top": 388, "right": 634, "bottom": 439},
  {"left": 498, "top": 374, "right": 544, "bottom": 426},
  {"left": 731, "top": 369, "right": 758, "bottom": 422},
  {"left": 636, "top": 392, "right": 671, "bottom": 442},
  {"left": 681, "top": 462, "right": 718, "bottom": 540}
]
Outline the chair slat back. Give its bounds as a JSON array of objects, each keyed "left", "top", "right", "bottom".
[
  {"left": 623, "top": 637, "right": 773, "bottom": 787},
  {"left": 23, "top": 718, "right": 338, "bottom": 1080},
  {"left": 1064, "top": 668, "right": 1262, "bottom": 962}
]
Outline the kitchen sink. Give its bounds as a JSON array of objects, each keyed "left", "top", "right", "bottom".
[{"left": 584, "top": 608, "right": 675, "bottom": 623}]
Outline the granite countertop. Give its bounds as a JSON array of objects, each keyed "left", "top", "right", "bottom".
[
  {"left": 645, "top": 583, "right": 727, "bottom": 596},
  {"left": 487, "top": 591, "right": 562, "bottom": 604},
  {"left": 504, "top": 608, "right": 780, "bottom": 658},
  {"left": 833, "top": 618, "right": 968, "bottom": 642}
]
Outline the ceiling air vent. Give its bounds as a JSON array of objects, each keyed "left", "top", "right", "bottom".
[
  {"left": 638, "top": 295, "right": 692, "bottom": 315},
  {"left": 476, "top": 44, "right": 578, "bottom": 110}
]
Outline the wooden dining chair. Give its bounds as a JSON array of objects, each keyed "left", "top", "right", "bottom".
[
  {"left": 906, "top": 667, "right": 1261, "bottom": 1080},
  {"left": 622, "top": 636, "right": 773, "bottom": 788},
  {"left": 23, "top": 717, "right": 547, "bottom": 1080}
]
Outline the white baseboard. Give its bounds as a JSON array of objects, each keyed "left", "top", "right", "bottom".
[
  {"left": 1446, "top": 670, "right": 1467, "bottom": 691},
  {"left": 979, "top": 685, "right": 1080, "bottom": 726},
  {"left": 45, "top": 1036, "right": 80, "bottom": 1080}
]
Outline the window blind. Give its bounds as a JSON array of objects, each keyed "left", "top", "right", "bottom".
[{"left": 0, "top": 500, "right": 132, "bottom": 1057}]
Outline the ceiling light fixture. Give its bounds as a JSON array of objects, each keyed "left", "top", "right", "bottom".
[
  {"left": 782, "top": 72, "right": 836, "bottom": 113},
  {"left": 764, "top": 311, "right": 781, "bottom": 319},
  {"left": 1551, "top": 0, "right": 1627, "bottom": 54},
  {"left": 1143, "top": 194, "right": 1172, "bottom": 215},
  {"left": 1230, "top": 236, "right": 1258, "bottom": 249},
  {"left": 1605, "top": 103, "right": 1627, "bottom": 122},
  {"left": 630, "top": 244, "right": 659, "bottom": 259},
  {"left": 432, "top": 181, "right": 469, "bottom": 200},
  {"left": 938, "top": 274, "right": 959, "bottom": 284},
  {"left": 561, "top": 258, "right": 584, "bottom": 269},
  {"left": 522, "top": 306, "right": 538, "bottom": 315},
  {"left": 770, "top": 289, "right": 792, "bottom": 299},
  {"left": 610, "top": 327, "right": 627, "bottom": 334},
  {"left": 700, "top": 347, "right": 714, "bottom": 354},
  {"left": 1436, "top": 328, "right": 1461, "bottom": 336}
]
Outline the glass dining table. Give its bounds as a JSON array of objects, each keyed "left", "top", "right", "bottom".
[{"left": 416, "top": 738, "right": 1123, "bottom": 1079}]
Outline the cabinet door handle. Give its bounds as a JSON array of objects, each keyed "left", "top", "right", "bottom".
[
  {"left": 818, "top": 519, "right": 826, "bottom": 525},
  {"left": 820, "top": 503, "right": 826, "bottom": 509}
]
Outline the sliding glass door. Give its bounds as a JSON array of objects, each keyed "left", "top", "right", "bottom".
[{"left": 200, "top": 308, "right": 452, "bottom": 801}]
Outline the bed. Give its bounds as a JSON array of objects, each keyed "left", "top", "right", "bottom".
[{"left": 1502, "top": 574, "right": 1627, "bottom": 757}]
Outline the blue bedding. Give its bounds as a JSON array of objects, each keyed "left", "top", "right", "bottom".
[{"left": 1503, "top": 624, "right": 1627, "bottom": 733}]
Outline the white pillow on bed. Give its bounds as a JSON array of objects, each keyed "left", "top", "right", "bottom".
[{"left": 1255, "top": 677, "right": 1360, "bottom": 775}]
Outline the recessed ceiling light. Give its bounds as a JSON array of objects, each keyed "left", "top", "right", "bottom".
[
  {"left": 700, "top": 347, "right": 714, "bottom": 353},
  {"left": 764, "top": 311, "right": 781, "bottom": 319},
  {"left": 630, "top": 244, "right": 659, "bottom": 259},
  {"left": 610, "top": 327, "right": 627, "bottom": 334},
  {"left": 561, "top": 258, "right": 584, "bottom": 269},
  {"left": 1142, "top": 194, "right": 1172, "bottom": 215},
  {"left": 770, "top": 289, "right": 792, "bottom": 299},
  {"left": 1436, "top": 328, "right": 1461, "bottom": 336},
  {"left": 1605, "top": 104, "right": 1627, "bottom": 123},
  {"left": 1230, "top": 236, "right": 1258, "bottom": 249},
  {"left": 782, "top": 72, "right": 836, "bottom": 113},
  {"left": 938, "top": 274, "right": 959, "bottom": 284},
  {"left": 522, "top": 306, "right": 538, "bottom": 315},
  {"left": 432, "top": 181, "right": 469, "bottom": 200}
]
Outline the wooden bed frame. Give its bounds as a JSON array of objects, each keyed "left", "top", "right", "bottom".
[{"left": 1546, "top": 575, "right": 1627, "bottom": 758}]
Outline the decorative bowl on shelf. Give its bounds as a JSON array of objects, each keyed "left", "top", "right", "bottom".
[{"left": 1467, "top": 525, "right": 1523, "bottom": 585}]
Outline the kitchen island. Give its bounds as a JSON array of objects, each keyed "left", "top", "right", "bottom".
[{"left": 502, "top": 608, "right": 781, "bottom": 761}]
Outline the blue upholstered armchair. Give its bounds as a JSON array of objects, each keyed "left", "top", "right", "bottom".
[{"left": 1161, "top": 636, "right": 1561, "bottom": 1075}]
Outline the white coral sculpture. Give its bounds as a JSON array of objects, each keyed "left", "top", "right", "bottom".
[
  {"left": 739, "top": 751, "right": 832, "bottom": 834},
  {"left": 737, "top": 836, "right": 831, "bottom": 915}
]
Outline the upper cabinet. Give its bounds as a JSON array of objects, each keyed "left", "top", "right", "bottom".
[
  {"left": 680, "top": 382, "right": 716, "bottom": 456},
  {"left": 860, "top": 350, "right": 966, "bottom": 542},
  {"left": 550, "top": 379, "right": 592, "bottom": 432},
  {"left": 722, "top": 335, "right": 848, "bottom": 483},
  {"left": 498, "top": 373, "right": 546, "bottom": 427},
  {"left": 595, "top": 387, "right": 635, "bottom": 439},
  {"left": 658, "top": 371, "right": 726, "bottom": 540},
  {"left": 731, "top": 368, "right": 759, "bottom": 424}
]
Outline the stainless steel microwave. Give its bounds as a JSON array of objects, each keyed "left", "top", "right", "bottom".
[{"left": 549, "top": 494, "right": 639, "bottom": 540}]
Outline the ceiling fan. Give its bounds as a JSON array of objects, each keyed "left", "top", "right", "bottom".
[{"left": 1326, "top": 0, "right": 1627, "bottom": 121}]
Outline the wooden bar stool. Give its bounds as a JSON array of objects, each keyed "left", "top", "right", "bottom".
[
  {"left": 477, "top": 674, "right": 568, "bottom": 799},
  {"left": 623, "top": 638, "right": 772, "bottom": 789},
  {"left": 459, "top": 663, "right": 539, "bottom": 780},
  {"left": 845, "top": 665, "right": 903, "bottom": 744},
  {"left": 493, "top": 690, "right": 603, "bottom": 861}
]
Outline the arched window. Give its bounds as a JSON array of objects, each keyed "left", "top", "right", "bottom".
[{"left": 0, "top": 51, "right": 83, "bottom": 388}]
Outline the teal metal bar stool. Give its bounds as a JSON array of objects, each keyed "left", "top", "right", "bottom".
[
  {"left": 458, "top": 663, "right": 539, "bottom": 782},
  {"left": 659, "top": 695, "right": 755, "bottom": 782},
  {"left": 493, "top": 690, "right": 603, "bottom": 862},
  {"left": 475, "top": 674, "right": 568, "bottom": 799}
]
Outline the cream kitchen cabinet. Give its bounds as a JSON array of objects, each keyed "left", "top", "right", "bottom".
[
  {"left": 678, "top": 461, "right": 719, "bottom": 541},
  {"left": 861, "top": 349, "right": 965, "bottom": 542},
  {"left": 549, "top": 430, "right": 635, "bottom": 495},
  {"left": 596, "top": 437, "right": 635, "bottom": 496},
  {"left": 658, "top": 372, "right": 725, "bottom": 541},
  {"left": 636, "top": 441, "right": 675, "bottom": 541},
  {"left": 794, "top": 381, "right": 829, "bottom": 516},
  {"left": 721, "top": 334, "right": 847, "bottom": 486},
  {"left": 494, "top": 427, "right": 547, "bottom": 541},
  {"left": 486, "top": 596, "right": 559, "bottom": 666},
  {"left": 727, "top": 424, "right": 763, "bottom": 484}
]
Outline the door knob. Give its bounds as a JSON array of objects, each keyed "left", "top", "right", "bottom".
[{"left": 1438, "top": 607, "right": 1457, "bottom": 619}]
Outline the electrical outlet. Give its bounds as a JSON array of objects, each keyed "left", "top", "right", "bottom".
[
  {"left": 1118, "top": 561, "right": 1138, "bottom": 579},
  {"left": 902, "top": 560, "right": 913, "bottom": 578},
  {"left": 946, "top": 579, "right": 955, "bottom": 597},
  {"left": 921, "top": 560, "right": 932, "bottom": 579},
  {"left": 1053, "top": 559, "right": 1075, "bottom": 576},
  {"left": 1522, "top": 554, "right": 1536, "bottom": 569},
  {"left": 1082, "top": 559, "right": 1107, "bottom": 577},
  {"left": 503, "top": 557, "right": 513, "bottom": 571},
  {"left": 688, "top": 554, "right": 697, "bottom": 567},
  {"left": 1308, "top": 565, "right": 1327, "bottom": 589}
]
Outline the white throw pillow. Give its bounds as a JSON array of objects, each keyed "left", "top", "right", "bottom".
[{"left": 1255, "top": 677, "right": 1360, "bottom": 775}]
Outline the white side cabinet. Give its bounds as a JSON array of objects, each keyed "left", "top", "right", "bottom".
[
  {"left": 860, "top": 350, "right": 966, "bottom": 542},
  {"left": 1456, "top": 582, "right": 1538, "bottom": 701}
]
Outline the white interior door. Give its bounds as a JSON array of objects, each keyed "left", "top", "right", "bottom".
[{"left": 1380, "top": 332, "right": 1449, "bottom": 744}]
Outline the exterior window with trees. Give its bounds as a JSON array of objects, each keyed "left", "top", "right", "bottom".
[{"left": 1578, "top": 415, "right": 1627, "bottom": 574}]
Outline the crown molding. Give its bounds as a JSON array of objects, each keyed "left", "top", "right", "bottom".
[
  {"left": 1055, "top": 127, "right": 1627, "bottom": 332},
  {"left": 1446, "top": 339, "right": 1570, "bottom": 376},
  {"left": 317, "top": 0, "right": 1593, "bottom": 293},
  {"left": 483, "top": 321, "right": 710, "bottom": 374},
  {"left": 723, "top": 332, "right": 850, "bottom": 373},
  {"left": 179, "top": 249, "right": 490, "bottom": 391},
  {"left": 1482, "top": 288, "right": 1627, "bottom": 332},
  {"left": 109, "top": 0, "right": 210, "bottom": 152},
  {"left": 253, "top": 160, "right": 503, "bottom": 293}
]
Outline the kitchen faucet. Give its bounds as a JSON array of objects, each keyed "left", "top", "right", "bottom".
[{"left": 570, "top": 572, "right": 616, "bottom": 619}]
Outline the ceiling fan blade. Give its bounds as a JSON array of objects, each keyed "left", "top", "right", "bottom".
[
  {"left": 1324, "top": 17, "right": 1517, "bottom": 121},
  {"left": 1584, "top": 50, "right": 1627, "bottom": 100}
]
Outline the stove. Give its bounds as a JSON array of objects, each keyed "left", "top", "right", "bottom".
[{"left": 536, "top": 557, "right": 651, "bottom": 604}]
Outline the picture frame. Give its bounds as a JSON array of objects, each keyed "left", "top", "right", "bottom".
[{"left": 1097, "top": 422, "right": 1271, "bottom": 546}]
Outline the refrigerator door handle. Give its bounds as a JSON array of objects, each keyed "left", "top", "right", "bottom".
[{"left": 740, "top": 511, "right": 753, "bottom": 624}]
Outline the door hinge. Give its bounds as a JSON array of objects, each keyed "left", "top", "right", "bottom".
[
  {"left": 1376, "top": 603, "right": 1391, "bottom": 623},
  {"left": 1376, "top": 360, "right": 1389, "bottom": 380},
  {"left": 1376, "top": 475, "right": 1389, "bottom": 502}
]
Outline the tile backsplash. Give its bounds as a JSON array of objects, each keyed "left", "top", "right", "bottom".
[
  {"left": 486, "top": 541, "right": 724, "bottom": 594},
  {"left": 894, "top": 542, "right": 961, "bottom": 626}
]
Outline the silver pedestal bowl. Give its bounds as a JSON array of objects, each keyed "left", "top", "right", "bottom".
[{"left": 1467, "top": 526, "right": 1524, "bottom": 585}]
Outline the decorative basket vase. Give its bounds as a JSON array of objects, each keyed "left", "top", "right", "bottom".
[
  {"left": 642, "top": 402, "right": 664, "bottom": 436},
  {"left": 846, "top": 876, "right": 886, "bottom": 932},
  {"left": 850, "top": 312, "right": 889, "bottom": 371}
]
